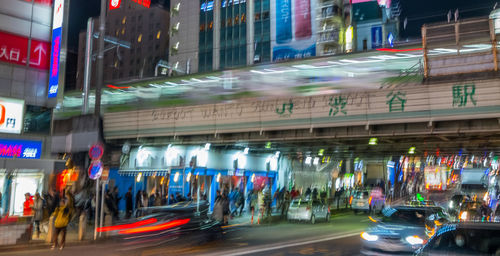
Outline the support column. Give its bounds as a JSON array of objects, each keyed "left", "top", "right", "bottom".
[
  {"left": 246, "top": 0, "right": 255, "bottom": 65},
  {"left": 213, "top": 0, "right": 221, "bottom": 70}
]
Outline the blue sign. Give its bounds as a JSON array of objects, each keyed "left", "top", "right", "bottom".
[
  {"left": 371, "top": 26, "right": 382, "bottom": 49},
  {"left": 276, "top": 0, "right": 292, "bottom": 44},
  {"left": 387, "top": 32, "right": 394, "bottom": 48},
  {"left": 0, "top": 138, "right": 42, "bottom": 159},
  {"left": 48, "top": 27, "right": 62, "bottom": 98},
  {"left": 88, "top": 160, "right": 103, "bottom": 180}
]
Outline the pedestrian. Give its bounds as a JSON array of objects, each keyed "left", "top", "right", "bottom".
[
  {"left": 125, "top": 187, "right": 133, "bottom": 218},
  {"left": 112, "top": 186, "right": 121, "bottom": 219},
  {"left": 222, "top": 192, "right": 230, "bottom": 225},
  {"left": 148, "top": 193, "right": 156, "bottom": 207},
  {"left": 51, "top": 199, "right": 71, "bottom": 250},
  {"left": 154, "top": 192, "right": 162, "bottom": 206},
  {"left": 237, "top": 190, "right": 245, "bottom": 216},
  {"left": 135, "top": 190, "right": 143, "bottom": 209},
  {"left": 32, "top": 192, "right": 44, "bottom": 238},
  {"left": 212, "top": 191, "right": 224, "bottom": 223},
  {"left": 249, "top": 190, "right": 257, "bottom": 224},
  {"left": 142, "top": 192, "right": 148, "bottom": 207},
  {"left": 23, "top": 193, "right": 34, "bottom": 216}
]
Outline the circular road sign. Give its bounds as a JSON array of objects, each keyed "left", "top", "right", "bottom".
[
  {"left": 88, "top": 160, "right": 103, "bottom": 180},
  {"left": 89, "top": 144, "right": 104, "bottom": 160}
]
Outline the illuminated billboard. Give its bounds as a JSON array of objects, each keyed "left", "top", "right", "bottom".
[
  {"left": 271, "top": 0, "right": 316, "bottom": 62},
  {"left": 0, "top": 97, "right": 25, "bottom": 134},
  {"left": 48, "top": 0, "right": 64, "bottom": 98}
]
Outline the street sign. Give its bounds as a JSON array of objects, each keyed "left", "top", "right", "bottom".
[
  {"left": 101, "top": 167, "right": 110, "bottom": 181},
  {"left": 89, "top": 144, "right": 104, "bottom": 160},
  {"left": 88, "top": 160, "right": 103, "bottom": 180}
]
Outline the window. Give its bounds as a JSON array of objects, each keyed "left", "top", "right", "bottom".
[
  {"left": 255, "top": 13, "right": 261, "bottom": 21},
  {"left": 156, "top": 30, "right": 161, "bottom": 39},
  {"left": 156, "top": 23, "right": 160, "bottom": 29},
  {"left": 122, "top": 16, "right": 126, "bottom": 24},
  {"left": 137, "top": 34, "right": 142, "bottom": 43},
  {"left": 121, "top": 28, "right": 125, "bottom": 35},
  {"left": 155, "top": 44, "right": 159, "bottom": 50}
]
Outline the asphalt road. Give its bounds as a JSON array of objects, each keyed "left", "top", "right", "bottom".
[{"left": 2, "top": 214, "right": 369, "bottom": 256}]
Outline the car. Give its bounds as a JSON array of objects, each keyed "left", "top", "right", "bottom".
[
  {"left": 360, "top": 206, "right": 448, "bottom": 256},
  {"left": 351, "top": 188, "right": 385, "bottom": 214},
  {"left": 287, "top": 198, "right": 330, "bottom": 224},
  {"left": 457, "top": 200, "right": 483, "bottom": 222},
  {"left": 416, "top": 222, "right": 500, "bottom": 255},
  {"left": 99, "top": 200, "right": 222, "bottom": 249},
  {"left": 448, "top": 194, "right": 466, "bottom": 218}
]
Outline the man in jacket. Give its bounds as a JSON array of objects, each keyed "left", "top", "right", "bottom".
[
  {"left": 51, "top": 199, "right": 71, "bottom": 250},
  {"left": 125, "top": 187, "right": 133, "bottom": 218},
  {"left": 32, "top": 193, "right": 44, "bottom": 238}
]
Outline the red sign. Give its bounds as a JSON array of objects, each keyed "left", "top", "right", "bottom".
[
  {"left": 132, "top": 0, "right": 150, "bottom": 8},
  {"left": 25, "top": 0, "right": 53, "bottom": 5},
  {"left": 0, "top": 31, "right": 50, "bottom": 70},
  {"left": 109, "top": 0, "right": 121, "bottom": 10},
  {"left": 89, "top": 144, "right": 104, "bottom": 160}
]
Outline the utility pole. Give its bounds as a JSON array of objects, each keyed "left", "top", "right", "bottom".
[{"left": 95, "top": 0, "right": 106, "bottom": 117}]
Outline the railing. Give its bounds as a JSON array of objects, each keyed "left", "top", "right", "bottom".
[{"left": 422, "top": 17, "right": 499, "bottom": 78}]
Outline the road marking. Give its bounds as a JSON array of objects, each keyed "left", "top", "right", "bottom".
[{"left": 197, "top": 230, "right": 362, "bottom": 256}]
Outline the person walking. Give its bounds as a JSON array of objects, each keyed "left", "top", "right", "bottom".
[
  {"left": 51, "top": 199, "right": 72, "bottom": 250},
  {"left": 125, "top": 187, "right": 133, "bottom": 219},
  {"left": 32, "top": 193, "right": 44, "bottom": 238},
  {"left": 249, "top": 190, "right": 257, "bottom": 224},
  {"left": 236, "top": 190, "right": 245, "bottom": 216}
]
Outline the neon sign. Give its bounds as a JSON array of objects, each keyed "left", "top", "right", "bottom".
[
  {"left": 48, "top": 0, "right": 64, "bottom": 98},
  {"left": 132, "top": 0, "right": 150, "bottom": 8},
  {"left": 0, "top": 139, "right": 42, "bottom": 159}
]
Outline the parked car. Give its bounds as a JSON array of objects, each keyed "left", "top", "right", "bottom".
[
  {"left": 416, "top": 222, "right": 500, "bottom": 255},
  {"left": 360, "top": 206, "right": 448, "bottom": 255},
  {"left": 287, "top": 198, "right": 330, "bottom": 224},
  {"left": 351, "top": 188, "right": 385, "bottom": 214}
]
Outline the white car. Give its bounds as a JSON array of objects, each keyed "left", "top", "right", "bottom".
[
  {"left": 351, "top": 189, "right": 385, "bottom": 214},
  {"left": 287, "top": 199, "right": 330, "bottom": 224}
]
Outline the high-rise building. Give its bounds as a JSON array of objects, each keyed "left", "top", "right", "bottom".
[{"left": 76, "top": 2, "right": 170, "bottom": 90}]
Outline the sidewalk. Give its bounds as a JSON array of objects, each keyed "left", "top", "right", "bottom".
[{"left": 0, "top": 223, "right": 99, "bottom": 252}]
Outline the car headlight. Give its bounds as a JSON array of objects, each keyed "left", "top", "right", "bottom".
[
  {"left": 406, "top": 235, "right": 425, "bottom": 245},
  {"left": 361, "top": 232, "right": 379, "bottom": 241},
  {"left": 460, "top": 211, "right": 468, "bottom": 221}
]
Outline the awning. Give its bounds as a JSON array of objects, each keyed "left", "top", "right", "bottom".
[{"left": 118, "top": 169, "right": 171, "bottom": 177}]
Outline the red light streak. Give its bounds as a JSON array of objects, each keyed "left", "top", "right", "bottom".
[
  {"left": 107, "top": 84, "right": 130, "bottom": 89},
  {"left": 119, "top": 218, "right": 190, "bottom": 235},
  {"left": 376, "top": 48, "right": 423, "bottom": 52},
  {"left": 97, "top": 218, "right": 157, "bottom": 232}
]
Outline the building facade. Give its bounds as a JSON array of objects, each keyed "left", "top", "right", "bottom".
[
  {"left": 0, "top": 0, "right": 66, "bottom": 217},
  {"left": 170, "top": 0, "right": 345, "bottom": 75},
  {"left": 76, "top": 2, "right": 170, "bottom": 90}
]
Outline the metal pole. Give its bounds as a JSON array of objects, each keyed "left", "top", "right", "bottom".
[
  {"left": 95, "top": 0, "right": 106, "bottom": 117},
  {"left": 83, "top": 17, "right": 94, "bottom": 114},
  {"left": 99, "top": 181, "right": 105, "bottom": 237},
  {"left": 94, "top": 178, "right": 99, "bottom": 240}
]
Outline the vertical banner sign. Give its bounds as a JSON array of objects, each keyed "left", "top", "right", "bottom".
[
  {"left": 48, "top": 0, "right": 64, "bottom": 98},
  {"left": 276, "top": 0, "right": 292, "bottom": 44},
  {"left": 294, "top": 0, "right": 311, "bottom": 39},
  {"left": 271, "top": 0, "right": 316, "bottom": 61}
]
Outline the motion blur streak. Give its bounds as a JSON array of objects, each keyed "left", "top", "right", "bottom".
[
  {"left": 97, "top": 218, "right": 158, "bottom": 232},
  {"left": 119, "top": 218, "right": 190, "bottom": 235},
  {"left": 376, "top": 48, "right": 423, "bottom": 52}
]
